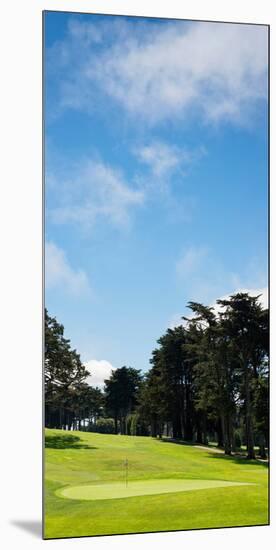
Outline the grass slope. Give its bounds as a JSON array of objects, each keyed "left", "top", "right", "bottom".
[{"left": 44, "top": 429, "right": 269, "bottom": 539}]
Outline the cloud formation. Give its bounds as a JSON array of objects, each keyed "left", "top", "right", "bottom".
[
  {"left": 49, "top": 18, "right": 268, "bottom": 125},
  {"left": 172, "top": 243, "right": 268, "bottom": 328},
  {"left": 134, "top": 141, "right": 206, "bottom": 177},
  {"left": 48, "top": 158, "right": 144, "bottom": 230},
  {"left": 176, "top": 245, "right": 209, "bottom": 277},
  {"left": 85, "top": 359, "right": 115, "bottom": 388},
  {"left": 45, "top": 241, "right": 91, "bottom": 295},
  {"left": 169, "top": 286, "right": 268, "bottom": 329},
  {"left": 210, "top": 286, "right": 268, "bottom": 317}
]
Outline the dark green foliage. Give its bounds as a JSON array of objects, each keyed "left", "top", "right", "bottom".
[
  {"left": 184, "top": 302, "right": 238, "bottom": 454},
  {"left": 216, "top": 293, "right": 268, "bottom": 458},
  {"left": 88, "top": 418, "right": 115, "bottom": 434},
  {"left": 233, "top": 431, "right": 242, "bottom": 451},
  {"left": 45, "top": 309, "right": 104, "bottom": 430},
  {"left": 138, "top": 326, "right": 197, "bottom": 440},
  {"left": 138, "top": 292, "right": 268, "bottom": 458},
  {"left": 104, "top": 366, "right": 143, "bottom": 434}
]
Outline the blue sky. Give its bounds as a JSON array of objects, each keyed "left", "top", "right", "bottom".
[{"left": 45, "top": 12, "right": 268, "bottom": 387}]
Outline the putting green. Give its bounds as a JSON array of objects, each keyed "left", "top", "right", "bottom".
[{"left": 57, "top": 479, "right": 252, "bottom": 501}]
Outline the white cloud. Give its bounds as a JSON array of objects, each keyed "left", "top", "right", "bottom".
[
  {"left": 51, "top": 19, "right": 268, "bottom": 125},
  {"left": 171, "top": 246, "right": 267, "bottom": 328},
  {"left": 85, "top": 359, "right": 115, "bottom": 388},
  {"left": 210, "top": 286, "right": 268, "bottom": 316},
  {"left": 169, "top": 286, "right": 268, "bottom": 329},
  {"left": 176, "top": 245, "right": 209, "bottom": 277},
  {"left": 45, "top": 241, "right": 91, "bottom": 295},
  {"left": 175, "top": 246, "right": 268, "bottom": 314},
  {"left": 48, "top": 158, "right": 144, "bottom": 230},
  {"left": 134, "top": 141, "right": 206, "bottom": 177},
  {"left": 168, "top": 313, "right": 186, "bottom": 329}
]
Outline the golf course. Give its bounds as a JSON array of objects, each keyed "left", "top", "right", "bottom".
[{"left": 44, "top": 428, "right": 269, "bottom": 539}]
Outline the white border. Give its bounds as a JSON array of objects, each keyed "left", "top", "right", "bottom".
[{"left": 0, "top": 1, "right": 274, "bottom": 548}]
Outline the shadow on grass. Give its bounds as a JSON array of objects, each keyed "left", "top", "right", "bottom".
[
  {"left": 158, "top": 438, "right": 268, "bottom": 467},
  {"left": 158, "top": 438, "right": 196, "bottom": 447},
  {"left": 206, "top": 452, "right": 269, "bottom": 468},
  {"left": 45, "top": 434, "right": 97, "bottom": 450},
  {"left": 158, "top": 437, "right": 220, "bottom": 450}
]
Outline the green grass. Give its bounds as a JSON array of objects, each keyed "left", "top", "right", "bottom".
[{"left": 44, "top": 428, "right": 269, "bottom": 539}]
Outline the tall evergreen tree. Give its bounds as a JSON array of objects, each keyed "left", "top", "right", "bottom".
[
  {"left": 104, "top": 366, "right": 142, "bottom": 434},
  {"left": 45, "top": 309, "right": 90, "bottom": 429},
  {"left": 185, "top": 302, "right": 238, "bottom": 454},
  {"left": 216, "top": 293, "right": 268, "bottom": 458}
]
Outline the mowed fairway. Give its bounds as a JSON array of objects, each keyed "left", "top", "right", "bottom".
[{"left": 44, "top": 429, "right": 269, "bottom": 539}]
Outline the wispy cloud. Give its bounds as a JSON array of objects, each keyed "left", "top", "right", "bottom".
[
  {"left": 134, "top": 141, "right": 206, "bottom": 177},
  {"left": 176, "top": 245, "right": 209, "bottom": 277},
  {"left": 48, "top": 18, "right": 268, "bottom": 125},
  {"left": 48, "top": 158, "right": 144, "bottom": 230},
  {"left": 47, "top": 145, "right": 205, "bottom": 232},
  {"left": 171, "top": 245, "right": 268, "bottom": 328},
  {"left": 175, "top": 245, "right": 268, "bottom": 299},
  {"left": 174, "top": 245, "right": 230, "bottom": 307},
  {"left": 45, "top": 241, "right": 91, "bottom": 296}
]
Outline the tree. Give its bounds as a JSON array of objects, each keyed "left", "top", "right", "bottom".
[
  {"left": 184, "top": 302, "right": 238, "bottom": 454},
  {"left": 104, "top": 366, "right": 142, "bottom": 434},
  {"left": 139, "top": 325, "right": 198, "bottom": 440},
  {"left": 254, "top": 371, "right": 269, "bottom": 458},
  {"left": 138, "top": 361, "right": 168, "bottom": 438},
  {"left": 45, "top": 309, "right": 90, "bottom": 429},
  {"left": 217, "top": 293, "right": 268, "bottom": 459}
]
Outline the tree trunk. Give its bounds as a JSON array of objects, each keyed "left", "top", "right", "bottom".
[
  {"left": 152, "top": 416, "right": 157, "bottom": 438},
  {"left": 202, "top": 413, "right": 208, "bottom": 445},
  {"left": 245, "top": 369, "right": 255, "bottom": 459},
  {"left": 258, "top": 433, "right": 267, "bottom": 459},
  {"left": 222, "top": 414, "right": 232, "bottom": 455},
  {"left": 173, "top": 417, "right": 182, "bottom": 439},
  {"left": 217, "top": 418, "right": 224, "bottom": 448},
  {"left": 120, "top": 415, "right": 124, "bottom": 435},
  {"left": 185, "top": 383, "right": 194, "bottom": 441},
  {"left": 196, "top": 428, "right": 202, "bottom": 444}
]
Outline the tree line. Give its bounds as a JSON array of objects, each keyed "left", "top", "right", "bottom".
[{"left": 45, "top": 292, "right": 269, "bottom": 459}]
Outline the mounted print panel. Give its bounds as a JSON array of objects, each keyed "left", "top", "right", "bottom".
[{"left": 43, "top": 10, "right": 269, "bottom": 540}]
